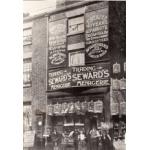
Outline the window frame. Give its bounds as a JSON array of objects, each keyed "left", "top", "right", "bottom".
[
  {"left": 23, "top": 58, "right": 32, "bottom": 88},
  {"left": 68, "top": 50, "right": 85, "bottom": 67}
]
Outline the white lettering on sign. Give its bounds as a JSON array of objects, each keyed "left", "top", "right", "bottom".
[
  {"left": 76, "top": 80, "right": 109, "bottom": 86},
  {"left": 49, "top": 19, "right": 67, "bottom": 66},
  {"left": 86, "top": 43, "right": 108, "bottom": 58},
  {"left": 72, "top": 70, "right": 109, "bottom": 81},
  {"left": 85, "top": 7, "right": 109, "bottom": 61}
]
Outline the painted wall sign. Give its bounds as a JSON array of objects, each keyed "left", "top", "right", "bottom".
[
  {"left": 71, "top": 63, "right": 110, "bottom": 87},
  {"left": 85, "top": 7, "right": 109, "bottom": 63},
  {"left": 48, "top": 63, "right": 110, "bottom": 91},
  {"left": 48, "top": 19, "right": 67, "bottom": 68},
  {"left": 48, "top": 69, "right": 72, "bottom": 91}
]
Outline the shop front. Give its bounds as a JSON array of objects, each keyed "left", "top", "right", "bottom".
[{"left": 45, "top": 85, "right": 112, "bottom": 150}]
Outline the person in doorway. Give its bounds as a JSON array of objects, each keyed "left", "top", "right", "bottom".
[
  {"left": 51, "top": 129, "right": 61, "bottom": 150},
  {"left": 101, "top": 130, "right": 112, "bottom": 150},
  {"left": 71, "top": 128, "right": 79, "bottom": 150},
  {"left": 98, "top": 129, "right": 103, "bottom": 150},
  {"left": 89, "top": 126, "right": 100, "bottom": 150},
  {"left": 78, "top": 130, "right": 87, "bottom": 150}
]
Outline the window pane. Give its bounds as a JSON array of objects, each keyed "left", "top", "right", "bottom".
[
  {"left": 68, "top": 16, "right": 84, "bottom": 34},
  {"left": 23, "top": 59, "right": 32, "bottom": 87},
  {"left": 69, "top": 51, "right": 85, "bottom": 67},
  {"left": 67, "top": 34, "right": 85, "bottom": 51},
  {"left": 23, "top": 28, "right": 32, "bottom": 45}
]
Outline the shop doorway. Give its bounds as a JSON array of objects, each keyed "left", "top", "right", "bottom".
[{"left": 90, "top": 117, "right": 97, "bottom": 129}]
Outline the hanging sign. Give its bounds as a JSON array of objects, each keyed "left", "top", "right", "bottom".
[
  {"left": 120, "top": 78, "right": 126, "bottom": 90},
  {"left": 112, "top": 79, "right": 120, "bottom": 90},
  {"left": 48, "top": 18, "right": 67, "bottom": 68},
  {"left": 120, "top": 102, "right": 126, "bottom": 115},
  {"left": 85, "top": 7, "right": 109, "bottom": 63},
  {"left": 48, "top": 68, "right": 72, "bottom": 91},
  {"left": 110, "top": 103, "right": 119, "bottom": 116},
  {"left": 72, "top": 63, "right": 110, "bottom": 87},
  {"left": 113, "top": 63, "right": 121, "bottom": 74}
]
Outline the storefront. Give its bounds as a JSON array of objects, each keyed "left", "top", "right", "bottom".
[{"left": 46, "top": 88, "right": 110, "bottom": 149}]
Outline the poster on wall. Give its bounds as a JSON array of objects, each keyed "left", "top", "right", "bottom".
[
  {"left": 85, "top": 5, "right": 109, "bottom": 63},
  {"left": 48, "top": 68, "right": 72, "bottom": 91},
  {"left": 23, "top": 130, "right": 35, "bottom": 148},
  {"left": 71, "top": 63, "right": 110, "bottom": 87},
  {"left": 48, "top": 18, "right": 67, "bottom": 68}
]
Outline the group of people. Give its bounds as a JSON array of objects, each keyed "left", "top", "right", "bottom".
[{"left": 47, "top": 126, "right": 113, "bottom": 150}]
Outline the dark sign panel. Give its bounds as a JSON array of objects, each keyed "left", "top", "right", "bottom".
[
  {"left": 71, "top": 63, "right": 110, "bottom": 87},
  {"left": 48, "top": 69, "right": 72, "bottom": 91},
  {"left": 85, "top": 7, "right": 109, "bottom": 63},
  {"left": 48, "top": 18, "right": 67, "bottom": 68},
  {"left": 48, "top": 63, "right": 110, "bottom": 91}
]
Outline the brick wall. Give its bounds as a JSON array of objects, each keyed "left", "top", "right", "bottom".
[{"left": 32, "top": 16, "right": 48, "bottom": 129}]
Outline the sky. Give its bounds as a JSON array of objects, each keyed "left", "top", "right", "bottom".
[{"left": 23, "top": 0, "right": 56, "bottom": 16}]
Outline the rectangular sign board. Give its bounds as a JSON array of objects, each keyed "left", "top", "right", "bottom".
[{"left": 23, "top": 130, "right": 35, "bottom": 148}]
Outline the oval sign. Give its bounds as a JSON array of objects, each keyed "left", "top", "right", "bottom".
[
  {"left": 86, "top": 43, "right": 108, "bottom": 59},
  {"left": 49, "top": 53, "right": 66, "bottom": 65}
]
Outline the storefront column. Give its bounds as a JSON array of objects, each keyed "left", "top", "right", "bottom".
[{"left": 104, "top": 91, "right": 111, "bottom": 122}]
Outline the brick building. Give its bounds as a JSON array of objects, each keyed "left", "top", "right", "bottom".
[{"left": 23, "top": 0, "right": 126, "bottom": 149}]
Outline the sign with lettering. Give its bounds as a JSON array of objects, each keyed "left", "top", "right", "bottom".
[
  {"left": 48, "top": 18, "right": 67, "bottom": 68},
  {"left": 23, "top": 130, "right": 35, "bottom": 148},
  {"left": 71, "top": 63, "right": 110, "bottom": 87},
  {"left": 48, "top": 69, "right": 72, "bottom": 91},
  {"left": 85, "top": 7, "right": 109, "bottom": 63},
  {"left": 48, "top": 63, "right": 110, "bottom": 91}
]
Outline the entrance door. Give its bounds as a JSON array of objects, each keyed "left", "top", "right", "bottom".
[{"left": 90, "top": 117, "right": 97, "bottom": 129}]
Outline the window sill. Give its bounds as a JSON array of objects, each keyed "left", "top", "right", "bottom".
[{"left": 67, "top": 30, "right": 84, "bottom": 36}]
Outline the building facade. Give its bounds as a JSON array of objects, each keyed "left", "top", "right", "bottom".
[{"left": 23, "top": 0, "right": 126, "bottom": 149}]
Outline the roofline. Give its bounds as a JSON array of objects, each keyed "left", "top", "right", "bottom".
[{"left": 23, "top": 1, "right": 99, "bottom": 22}]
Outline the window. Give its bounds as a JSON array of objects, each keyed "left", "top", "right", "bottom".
[
  {"left": 67, "top": 34, "right": 85, "bottom": 51},
  {"left": 69, "top": 51, "right": 85, "bottom": 67},
  {"left": 23, "top": 59, "right": 32, "bottom": 87},
  {"left": 68, "top": 16, "right": 84, "bottom": 35},
  {"left": 23, "top": 28, "right": 32, "bottom": 46},
  {"left": 67, "top": 15, "right": 85, "bottom": 67}
]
